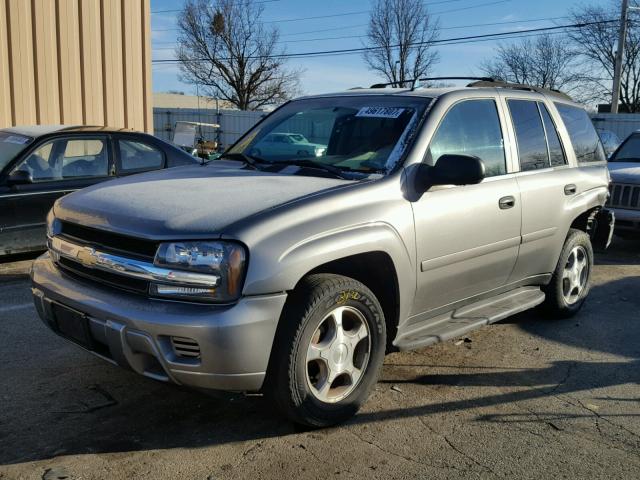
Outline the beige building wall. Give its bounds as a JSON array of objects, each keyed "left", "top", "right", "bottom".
[{"left": 0, "top": 0, "right": 152, "bottom": 132}]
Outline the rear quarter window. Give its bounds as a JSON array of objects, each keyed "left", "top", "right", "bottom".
[{"left": 555, "top": 103, "right": 606, "bottom": 163}]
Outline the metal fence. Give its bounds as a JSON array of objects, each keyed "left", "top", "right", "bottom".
[
  {"left": 153, "top": 108, "right": 266, "bottom": 150},
  {"left": 591, "top": 113, "right": 640, "bottom": 141}
]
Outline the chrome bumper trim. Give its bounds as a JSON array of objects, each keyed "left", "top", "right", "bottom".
[{"left": 49, "top": 236, "right": 220, "bottom": 287}]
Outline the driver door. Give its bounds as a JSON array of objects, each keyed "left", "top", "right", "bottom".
[
  {"left": 411, "top": 98, "right": 522, "bottom": 315},
  {"left": 2, "top": 135, "right": 112, "bottom": 253}
]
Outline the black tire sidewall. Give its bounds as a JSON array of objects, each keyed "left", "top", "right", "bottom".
[
  {"left": 273, "top": 275, "right": 386, "bottom": 426},
  {"left": 544, "top": 229, "right": 594, "bottom": 317}
]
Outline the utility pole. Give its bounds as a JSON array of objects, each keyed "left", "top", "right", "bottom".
[{"left": 612, "top": 0, "right": 629, "bottom": 114}]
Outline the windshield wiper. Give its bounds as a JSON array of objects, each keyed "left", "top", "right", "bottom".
[
  {"left": 270, "top": 159, "right": 350, "bottom": 179},
  {"left": 212, "top": 152, "right": 265, "bottom": 170}
]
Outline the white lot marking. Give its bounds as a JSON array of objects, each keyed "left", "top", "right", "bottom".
[{"left": 0, "top": 302, "right": 34, "bottom": 313}]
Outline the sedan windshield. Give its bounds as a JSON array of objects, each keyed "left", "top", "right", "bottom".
[
  {"left": 229, "top": 96, "right": 432, "bottom": 176},
  {"left": 611, "top": 134, "right": 640, "bottom": 162},
  {"left": 0, "top": 131, "right": 33, "bottom": 172}
]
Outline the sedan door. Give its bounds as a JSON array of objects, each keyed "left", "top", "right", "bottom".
[
  {"left": 411, "top": 98, "right": 522, "bottom": 315},
  {"left": 1, "top": 135, "right": 113, "bottom": 254}
]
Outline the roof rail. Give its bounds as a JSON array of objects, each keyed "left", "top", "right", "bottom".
[
  {"left": 370, "top": 76, "right": 494, "bottom": 90},
  {"left": 467, "top": 80, "right": 573, "bottom": 101}
]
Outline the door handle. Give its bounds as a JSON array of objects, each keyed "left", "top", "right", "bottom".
[
  {"left": 499, "top": 196, "right": 516, "bottom": 209},
  {"left": 564, "top": 184, "right": 577, "bottom": 195}
]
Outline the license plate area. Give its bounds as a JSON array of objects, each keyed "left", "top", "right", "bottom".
[{"left": 52, "top": 303, "right": 93, "bottom": 349}]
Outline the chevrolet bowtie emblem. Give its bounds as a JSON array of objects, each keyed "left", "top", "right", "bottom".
[{"left": 76, "top": 247, "right": 97, "bottom": 267}]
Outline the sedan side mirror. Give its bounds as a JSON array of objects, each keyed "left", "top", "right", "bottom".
[
  {"left": 415, "top": 154, "right": 485, "bottom": 192},
  {"left": 7, "top": 169, "right": 33, "bottom": 186}
]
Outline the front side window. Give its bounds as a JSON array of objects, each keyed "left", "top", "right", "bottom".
[
  {"left": 555, "top": 103, "right": 606, "bottom": 163},
  {"left": 118, "top": 139, "right": 164, "bottom": 172},
  {"left": 230, "top": 96, "right": 432, "bottom": 176},
  {"left": 0, "top": 132, "right": 33, "bottom": 172},
  {"left": 15, "top": 137, "right": 109, "bottom": 181},
  {"left": 508, "top": 99, "right": 550, "bottom": 171},
  {"left": 427, "top": 99, "right": 506, "bottom": 177}
]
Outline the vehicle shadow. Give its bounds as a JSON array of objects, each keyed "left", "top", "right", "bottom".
[{"left": 1, "top": 276, "right": 639, "bottom": 466}]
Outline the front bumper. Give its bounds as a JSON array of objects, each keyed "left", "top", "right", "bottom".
[
  {"left": 31, "top": 254, "right": 287, "bottom": 392},
  {"left": 610, "top": 207, "right": 640, "bottom": 232}
]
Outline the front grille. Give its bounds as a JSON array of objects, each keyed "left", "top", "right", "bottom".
[
  {"left": 57, "top": 256, "right": 149, "bottom": 294},
  {"left": 606, "top": 183, "right": 640, "bottom": 210},
  {"left": 59, "top": 221, "right": 158, "bottom": 260},
  {"left": 170, "top": 336, "right": 201, "bottom": 359}
]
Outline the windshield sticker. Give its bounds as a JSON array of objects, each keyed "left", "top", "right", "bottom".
[
  {"left": 356, "top": 107, "right": 405, "bottom": 119},
  {"left": 2, "top": 135, "right": 31, "bottom": 145}
]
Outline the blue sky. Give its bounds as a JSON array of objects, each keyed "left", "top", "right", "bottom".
[{"left": 151, "top": 0, "right": 580, "bottom": 96}]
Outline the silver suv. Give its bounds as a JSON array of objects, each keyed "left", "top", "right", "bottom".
[{"left": 31, "top": 79, "right": 614, "bottom": 427}]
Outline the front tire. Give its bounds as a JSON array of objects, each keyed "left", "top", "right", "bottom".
[
  {"left": 266, "top": 274, "right": 386, "bottom": 427},
  {"left": 542, "top": 229, "right": 594, "bottom": 318}
]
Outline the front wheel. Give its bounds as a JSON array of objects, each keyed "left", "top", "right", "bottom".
[
  {"left": 542, "top": 229, "right": 594, "bottom": 318},
  {"left": 265, "top": 274, "right": 386, "bottom": 427}
]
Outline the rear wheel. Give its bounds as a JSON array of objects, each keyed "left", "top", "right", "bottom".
[
  {"left": 266, "top": 274, "right": 386, "bottom": 427},
  {"left": 542, "top": 229, "right": 593, "bottom": 318}
]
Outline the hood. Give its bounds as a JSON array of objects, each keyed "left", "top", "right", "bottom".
[
  {"left": 54, "top": 162, "right": 353, "bottom": 239},
  {"left": 608, "top": 162, "right": 640, "bottom": 184}
]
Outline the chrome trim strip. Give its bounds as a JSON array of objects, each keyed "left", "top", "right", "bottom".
[
  {"left": 49, "top": 236, "right": 219, "bottom": 287},
  {"left": 0, "top": 189, "right": 78, "bottom": 199}
]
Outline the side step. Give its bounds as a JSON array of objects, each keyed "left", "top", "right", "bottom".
[{"left": 393, "top": 287, "right": 545, "bottom": 351}]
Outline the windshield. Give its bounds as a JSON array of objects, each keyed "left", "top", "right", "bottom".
[
  {"left": 229, "top": 96, "right": 432, "bottom": 176},
  {"left": 611, "top": 134, "right": 640, "bottom": 162},
  {"left": 0, "top": 131, "right": 34, "bottom": 172}
]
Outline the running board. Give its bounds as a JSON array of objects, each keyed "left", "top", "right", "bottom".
[{"left": 393, "top": 287, "right": 546, "bottom": 351}]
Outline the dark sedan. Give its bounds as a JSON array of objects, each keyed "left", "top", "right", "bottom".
[{"left": 0, "top": 125, "right": 200, "bottom": 256}]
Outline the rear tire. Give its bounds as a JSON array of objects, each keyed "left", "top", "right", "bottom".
[
  {"left": 542, "top": 228, "right": 593, "bottom": 318},
  {"left": 265, "top": 274, "right": 386, "bottom": 427}
]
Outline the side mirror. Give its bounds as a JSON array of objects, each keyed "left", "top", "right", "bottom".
[
  {"left": 7, "top": 169, "right": 33, "bottom": 186},
  {"left": 415, "top": 154, "right": 485, "bottom": 192}
]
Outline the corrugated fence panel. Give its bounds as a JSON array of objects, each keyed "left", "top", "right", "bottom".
[
  {"left": 153, "top": 108, "right": 266, "bottom": 149},
  {"left": 0, "top": 0, "right": 152, "bottom": 132},
  {"left": 591, "top": 114, "right": 640, "bottom": 141}
]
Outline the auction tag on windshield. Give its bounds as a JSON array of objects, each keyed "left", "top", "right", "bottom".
[{"left": 356, "top": 107, "right": 405, "bottom": 119}]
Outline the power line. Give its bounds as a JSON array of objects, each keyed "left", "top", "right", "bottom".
[
  {"left": 152, "top": 16, "right": 571, "bottom": 49},
  {"left": 152, "top": 0, "right": 512, "bottom": 31},
  {"left": 152, "top": 19, "right": 616, "bottom": 63},
  {"left": 151, "top": 0, "right": 281, "bottom": 14}
]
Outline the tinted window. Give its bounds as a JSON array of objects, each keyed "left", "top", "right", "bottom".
[
  {"left": 539, "top": 103, "right": 566, "bottom": 167},
  {"left": 118, "top": 139, "right": 164, "bottom": 172},
  {"left": 0, "top": 132, "right": 33, "bottom": 172},
  {"left": 428, "top": 99, "right": 506, "bottom": 177},
  {"left": 555, "top": 103, "right": 606, "bottom": 163},
  {"left": 16, "top": 138, "right": 109, "bottom": 181},
  {"left": 508, "top": 100, "right": 549, "bottom": 171}
]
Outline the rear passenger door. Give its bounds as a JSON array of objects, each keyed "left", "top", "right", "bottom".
[{"left": 502, "top": 96, "right": 575, "bottom": 281}]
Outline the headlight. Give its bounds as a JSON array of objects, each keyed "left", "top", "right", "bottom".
[
  {"left": 315, "top": 147, "right": 326, "bottom": 157},
  {"left": 151, "top": 241, "right": 247, "bottom": 302},
  {"left": 46, "top": 210, "right": 61, "bottom": 238}
]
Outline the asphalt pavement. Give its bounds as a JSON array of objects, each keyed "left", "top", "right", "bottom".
[{"left": 0, "top": 239, "right": 639, "bottom": 480}]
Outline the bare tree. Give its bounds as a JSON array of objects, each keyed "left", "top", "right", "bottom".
[
  {"left": 363, "top": 0, "right": 440, "bottom": 85},
  {"left": 480, "top": 34, "right": 583, "bottom": 93},
  {"left": 176, "top": 0, "right": 301, "bottom": 110},
  {"left": 568, "top": 2, "right": 640, "bottom": 112}
]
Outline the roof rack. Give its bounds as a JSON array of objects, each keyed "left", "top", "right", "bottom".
[
  {"left": 370, "top": 76, "right": 494, "bottom": 90},
  {"left": 466, "top": 80, "right": 573, "bottom": 100},
  {"left": 368, "top": 77, "right": 572, "bottom": 100}
]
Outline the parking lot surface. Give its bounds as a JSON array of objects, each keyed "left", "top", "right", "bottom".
[{"left": 1, "top": 241, "right": 639, "bottom": 480}]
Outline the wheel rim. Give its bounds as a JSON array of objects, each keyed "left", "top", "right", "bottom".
[
  {"left": 561, "top": 245, "right": 589, "bottom": 305},
  {"left": 305, "top": 306, "right": 371, "bottom": 403}
]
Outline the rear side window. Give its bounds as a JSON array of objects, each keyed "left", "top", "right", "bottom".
[
  {"left": 539, "top": 103, "right": 566, "bottom": 167},
  {"left": 508, "top": 100, "right": 549, "bottom": 171},
  {"left": 555, "top": 103, "right": 606, "bottom": 163},
  {"left": 428, "top": 99, "right": 506, "bottom": 177},
  {"left": 118, "top": 139, "right": 164, "bottom": 172}
]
